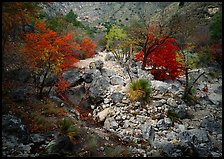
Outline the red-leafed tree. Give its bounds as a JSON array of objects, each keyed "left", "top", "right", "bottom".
[
  {"left": 135, "top": 34, "right": 184, "bottom": 81},
  {"left": 78, "top": 37, "right": 96, "bottom": 59},
  {"left": 22, "top": 21, "right": 80, "bottom": 97}
]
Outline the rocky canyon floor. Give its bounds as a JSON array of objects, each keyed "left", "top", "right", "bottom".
[{"left": 2, "top": 51, "right": 222, "bottom": 157}]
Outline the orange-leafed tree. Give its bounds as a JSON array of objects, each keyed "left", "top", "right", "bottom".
[
  {"left": 22, "top": 21, "right": 80, "bottom": 98},
  {"left": 78, "top": 38, "right": 96, "bottom": 59}
]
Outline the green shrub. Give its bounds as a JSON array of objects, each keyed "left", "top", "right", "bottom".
[
  {"left": 127, "top": 79, "right": 152, "bottom": 103},
  {"left": 64, "top": 9, "right": 84, "bottom": 28},
  {"left": 210, "top": 11, "right": 222, "bottom": 42},
  {"left": 59, "top": 117, "right": 79, "bottom": 144}
]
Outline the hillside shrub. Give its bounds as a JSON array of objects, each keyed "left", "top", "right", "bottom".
[
  {"left": 210, "top": 11, "right": 222, "bottom": 42},
  {"left": 127, "top": 79, "right": 152, "bottom": 103},
  {"left": 59, "top": 117, "right": 79, "bottom": 144}
]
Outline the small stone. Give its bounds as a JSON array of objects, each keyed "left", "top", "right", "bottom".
[
  {"left": 91, "top": 105, "right": 95, "bottom": 109},
  {"left": 164, "top": 118, "right": 172, "bottom": 127},
  {"left": 123, "top": 120, "right": 130, "bottom": 128},
  {"left": 211, "top": 151, "right": 221, "bottom": 157},
  {"left": 122, "top": 115, "right": 126, "bottom": 120},
  {"left": 104, "top": 98, "right": 110, "bottom": 104},
  {"left": 167, "top": 98, "right": 177, "bottom": 107},
  {"left": 122, "top": 99, "right": 129, "bottom": 104},
  {"left": 96, "top": 108, "right": 113, "bottom": 122},
  {"left": 100, "top": 146, "right": 104, "bottom": 151},
  {"left": 217, "top": 134, "right": 222, "bottom": 140},
  {"left": 177, "top": 124, "right": 186, "bottom": 132},
  {"left": 115, "top": 115, "right": 121, "bottom": 120},
  {"left": 135, "top": 101, "right": 141, "bottom": 106},
  {"left": 105, "top": 137, "right": 109, "bottom": 140}
]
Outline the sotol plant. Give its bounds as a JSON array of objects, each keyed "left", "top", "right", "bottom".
[
  {"left": 59, "top": 117, "right": 79, "bottom": 144},
  {"left": 128, "top": 79, "right": 152, "bottom": 103}
]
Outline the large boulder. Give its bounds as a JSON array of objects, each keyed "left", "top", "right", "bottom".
[
  {"left": 140, "top": 123, "right": 155, "bottom": 142},
  {"left": 178, "top": 129, "right": 210, "bottom": 144},
  {"left": 207, "top": 92, "right": 222, "bottom": 105},
  {"left": 200, "top": 117, "right": 222, "bottom": 134},
  {"left": 178, "top": 129, "right": 213, "bottom": 157},
  {"left": 89, "top": 60, "right": 104, "bottom": 70},
  {"left": 43, "top": 135, "right": 75, "bottom": 156},
  {"left": 104, "top": 52, "right": 115, "bottom": 61},
  {"left": 111, "top": 92, "right": 124, "bottom": 103},
  {"left": 61, "top": 68, "right": 82, "bottom": 86},
  {"left": 64, "top": 85, "right": 86, "bottom": 106},
  {"left": 89, "top": 76, "right": 110, "bottom": 104},
  {"left": 84, "top": 69, "right": 101, "bottom": 79},
  {"left": 151, "top": 80, "right": 171, "bottom": 93},
  {"left": 2, "top": 114, "right": 30, "bottom": 143},
  {"left": 101, "top": 68, "right": 116, "bottom": 77},
  {"left": 110, "top": 76, "right": 124, "bottom": 85}
]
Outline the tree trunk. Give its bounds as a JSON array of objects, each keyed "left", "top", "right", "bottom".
[
  {"left": 184, "top": 67, "right": 189, "bottom": 95},
  {"left": 39, "top": 69, "right": 48, "bottom": 98},
  {"left": 142, "top": 52, "right": 148, "bottom": 70},
  {"left": 130, "top": 44, "right": 133, "bottom": 61},
  {"left": 39, "top": 61, "right": 50, "bottom": 98}
]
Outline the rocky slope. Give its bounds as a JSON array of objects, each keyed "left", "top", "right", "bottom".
[
  {"left": 42, "top": 2, "right": 171, "bottom": 29},
  {"left": 42, "top": 2, "right": 221, "bottom": 31},
  {"left": 3, "top": 51, "right": 222, "bottom": 157}
]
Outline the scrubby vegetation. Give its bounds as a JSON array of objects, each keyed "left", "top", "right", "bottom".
[
  {"left": 2, "top": 2, "right": 222, "bottom": 157},
  {"left": 59, "top": 117, "right": 80, "bottom": 144},
  {"left": 128, "top": 79, "right": 152, "bottom": 103}
]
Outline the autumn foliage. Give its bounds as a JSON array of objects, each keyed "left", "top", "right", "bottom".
[
  {"left": 210, "top": 43, "right": 222, "bottom": 65},
  {"left": 135, "top": 35, "right": 184, "bottom": 81},
  {"left": 23, "top": 21, "right": 79, "bottom": 73},
  {"left": 78, "top": 38, "right": 96, "bottom": 59},
  {"left": 22, "top": 21, "right": 95, "bottom": 97},
  {"left": 55, "top": 79, "right": 70, "bottom": 95}
]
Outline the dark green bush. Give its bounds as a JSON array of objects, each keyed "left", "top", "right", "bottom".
[{"left": 210, "top": 11, "right": 222, "bottom": 42}]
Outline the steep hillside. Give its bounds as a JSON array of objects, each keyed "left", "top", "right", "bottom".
[
  {"left": 150, "top": 2, "right": 222, "bottom": 29},
  {"left": 42, "top": 2, "right": 172, "bottom": 30}
]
